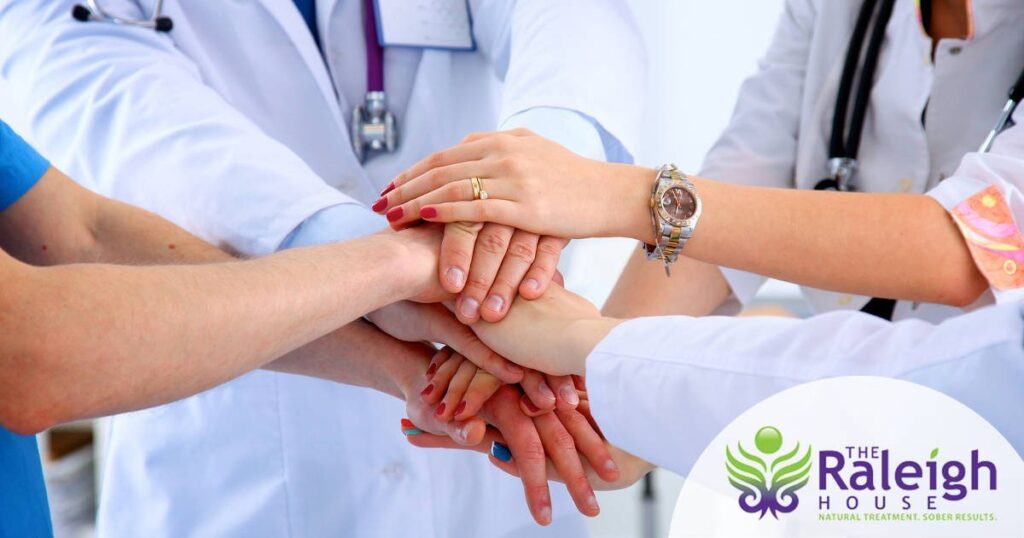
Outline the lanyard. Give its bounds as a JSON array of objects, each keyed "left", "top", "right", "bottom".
[{"left": 362, "top": 0, "right": 385, "bottom": 93}]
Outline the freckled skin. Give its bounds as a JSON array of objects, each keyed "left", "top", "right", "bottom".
[
  {"left": 168, "top": 244, "right": 176, "bottom": 250},
  {"left": 41, "top": 245, "right": 47, "bottom": 251}
]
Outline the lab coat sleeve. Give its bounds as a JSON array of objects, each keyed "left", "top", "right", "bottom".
[
  {"left": 499, "top": 107, "right": 608, "bottom": 163},
  {"left": 699, "top": 0, "right": 818, "bottom": 305},
  {"left": 926, "top": 109, "right": 1024, "bottom": 304},
  {"left": 585, "top": 304, "right": 1024, "bottom": 476},
  {"left": 0, "top": 1, "right": 358, "bottom": 256},
  {"left": 470, "top": 0, "right": 645, "bottom": 163}
]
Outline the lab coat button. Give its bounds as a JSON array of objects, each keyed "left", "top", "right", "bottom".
[
  {"left": 837, "top": 295, "right": 852, "bottom": 306},
  {"left": 949, "top": 46, "right": 963, "bottom": 56},
  {"left": 898, "top": 178, "right": 913, "bottom": 192}
]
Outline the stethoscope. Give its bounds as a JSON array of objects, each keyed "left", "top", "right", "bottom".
[
  {"left": 815, "top": 0, "right": 1024, "bottom": 192},
  {"left": 72, "top": 1, "right": 173, "bottom": 32},
  {"left": 72, "top": 0, "right": 398, "bottom": 163}
]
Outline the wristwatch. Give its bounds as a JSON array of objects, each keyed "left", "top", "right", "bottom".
[{"left": 642, "top": 164, "right": 702, "bottom": 276}]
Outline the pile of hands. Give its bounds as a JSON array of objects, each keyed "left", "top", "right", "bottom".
[{"left": 364, "top": 131, "right": 654, "bottom": 525}]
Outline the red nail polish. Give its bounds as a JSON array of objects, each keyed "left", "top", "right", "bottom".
[
  {"left": 420, "top": 206, "right": 438, "bottom": 219},
  {"left": 434, "top": 402, "right": 447, "bottom": 417},
  {"left": 454, "top": 400, "right": 467, "bottom": 417},
  {"left": 401, "top": 418, "right": 415, "bottom": 429},
  {"left": 425, "top": 363, "right": 438, "bottom": 379},
  {"left": 380, "top": 182, "right": 395, "bottom": 196},
  {"left": 371, "top": 197, "right": 388, "bottom": 212},
  {"left": 386, "top": 207, "right": 404, "bottom": 222},
  {"left": 420, "top": 384, "right": 434, "bottom": 397},
  {"left": 522, "top": 396, "right": 541, "bottom": 414}
]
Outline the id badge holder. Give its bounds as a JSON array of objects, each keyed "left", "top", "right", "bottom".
[{"left": 374, "top": 0, "right": 476, "bottom": 51}]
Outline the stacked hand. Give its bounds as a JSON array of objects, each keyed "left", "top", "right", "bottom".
[{"left": 374, "top": 141, "right": 652, "bottom": 526}]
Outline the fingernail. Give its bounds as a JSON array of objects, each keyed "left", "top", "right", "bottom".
[
  {"left": 604, "top": 459, "right": 620, "bottom": 474},
  {"left": 586, "top": 494, "right": 600, "bottom": 514},
  {"left": 420, "top": 206, "right": 438, "bottom": 219},
  {"left": 523, "top": 278, "right": 540, "bottom": 291},
  {"left": 539, "top": 505, "right": 552, "bottom": 525},
  {"left": 434, "top": 402, "right": 447, "bottom": 417},
  {"left": 386, "top": 207, "right": 404, "bottom": 222},
  {"left": 491, "top": 441, "right": 512, "bottom": 462},
  {"left": 425, "top": 363, "right": 438, "bottom": 379},
  {"left": 400, "top": 418, "right": 423, "bottom": 435},
  {"left": 446, "top": 267, "right": 466, "bottom": 288},
  {"left": 484, "top": 294, "right": 505, "bottom": 313},
  {"left": 537, "top": 381, "right": 556, "bottom": 403},
  {"left": 371, "top": 197, "right": 388, "bottom": 212},
  {"left": 454, "top": 424, "right": 470, "bottom": 443},
  {"left": 522, "top": 396, "right": 541, "bottom": 414},
  {"left": 420, "top": 384, "right": 434, "bottom": 397},
  {"left": 380, "top": 182, "right": 395, "bottom": 196},
  {"left": 454, "top": 400, "right": 467, "bottom": 417},
  {"left": 560, "top": 384, "right": 580, "bottom": 406},
  {"left": 459, "top": 297, "right": 480, "bottom": 318}
]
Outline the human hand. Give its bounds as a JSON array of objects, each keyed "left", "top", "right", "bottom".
[
  {"left": 404, "top": 381, "right": 620, "bottom": 524},
  {"left": 378, "top": 224, "right": 451, "bottom": 304},
  {"left": 436, "top": 221, "right": 568, "bottom": 324},
  {"left": 421, "top": 347, "right": 580, "bottom": 422},
  {"left": 468, "top": 284, "right": 619, "bottom": 376},
  {"left": 366, "top": 301, "right": 525, "bottom": 384},
  {"left": 373, "top": 129, "right": 650, "bottom": 240}
]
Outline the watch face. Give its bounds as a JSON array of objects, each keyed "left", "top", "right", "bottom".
[{"left": 661, "top": 186, "right": 697, "bottom": 221}]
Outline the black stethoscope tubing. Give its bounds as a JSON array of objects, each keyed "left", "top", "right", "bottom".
[{"left": 817, "top": 0, "right": 1024, "bottom": 192}]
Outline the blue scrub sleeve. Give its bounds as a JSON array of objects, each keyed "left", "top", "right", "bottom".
[{"left": 0, "top": 120, "right": 50, "bottom": 212}]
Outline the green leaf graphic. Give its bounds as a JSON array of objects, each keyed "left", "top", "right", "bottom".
[
  {"left": 930, "top": 448, "right": 939, "bottom": 459},
  {"left": 726, "top": 446, "right": 765, "bottom": 488}
]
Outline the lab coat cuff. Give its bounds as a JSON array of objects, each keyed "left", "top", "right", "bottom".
[
  {"left": 584, "top": 318, "right": 711, "bottom": 476},
  {"left": 279, "top": 202, "right": 387, "bottom": 250},
  {"left": 500, "top": 107, "right": 617, "bottom": 163},
  {"left": 500, "top": 107, "right": 633, "bottom": 164}
]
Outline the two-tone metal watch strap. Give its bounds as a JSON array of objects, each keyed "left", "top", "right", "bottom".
[{"left": 643, "top": 164, "right": 689, "bottom": 275}]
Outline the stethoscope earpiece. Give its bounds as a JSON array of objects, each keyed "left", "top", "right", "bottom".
[
  {"left": 71, "top": 1, "right": 173, "bottom": 33},
  {"left": 71, "top": 4, "right": 92, "bottom": 22}
]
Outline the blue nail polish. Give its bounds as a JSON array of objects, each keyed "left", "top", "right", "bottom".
[
  {"left": 491, "top": 441, "right": 512, "bottom": 462},
  {"left": 403, "top": 428, "right": 424, "bottom": 436}
]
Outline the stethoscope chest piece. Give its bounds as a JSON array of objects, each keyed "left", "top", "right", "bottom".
[{"left": 351, "top": 91, "right": 398, "bottom": 164}]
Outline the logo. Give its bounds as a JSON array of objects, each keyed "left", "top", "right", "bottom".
[{"left": 726, "top": 425, "right": 813, "bottom": 520}]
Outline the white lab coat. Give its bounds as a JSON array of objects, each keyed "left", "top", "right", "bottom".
[
  {"left": 702, "top": 0, "right": 1024, "bottom": 321},
  {"left": 586, "top": 303, "right": 1024, "bottom": 478},
  {"left": 0, "top": 1, "right": 644, "bottom": 536}
]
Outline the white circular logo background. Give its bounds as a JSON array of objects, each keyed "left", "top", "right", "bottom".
[{"left": 669, "top": 377, "right": 1024, "bottom": 537}]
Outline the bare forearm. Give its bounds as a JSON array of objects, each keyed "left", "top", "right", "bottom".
[
  {"left": 611, "top": 165, "right": 986, "bottom": 307},
  {"left": 602, "top": 248, "right": 731, "bottom": 318},
  {"left": 266, "top": 319, "right": 431, "bottom": 400},
  {"left": 0, "top": 234, "right": 421, "bottom": 433}
]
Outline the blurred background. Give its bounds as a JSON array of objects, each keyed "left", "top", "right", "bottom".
[{"left": 38, "top": 1, "right": 797, "bottom": 537}]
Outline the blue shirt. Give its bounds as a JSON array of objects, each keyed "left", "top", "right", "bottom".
[
  {"left": 0, "top": 120, "right": 49, "bottom": 212},
  {"left": 292, "top": 0, "right": 320, "bottom": 46},
  {"left": 0, "top": 120, "right": 52, "bottom": 537}
]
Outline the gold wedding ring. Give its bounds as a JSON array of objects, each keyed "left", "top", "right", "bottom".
[{"left": 470, "top": 177, "right": 489, "bottom": 200}]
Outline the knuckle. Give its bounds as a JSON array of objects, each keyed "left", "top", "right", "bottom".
[
  {"left": 426, "top": 151, "right": 447, "bottom": 168},
  {"left": 517, "top": 439, "right": 547, "bottom": 462},
  {"left": 536, "top": 240, "right": 565, "bottom": 260},
  {"left": 507, "top": 240, "right": 537, "bottom": 263},
  {"left": 466, "top": 272, "right": 495, "bottom": 290},
  {"left": 550, "top": 429, "right": 577, "bottom": 452},
  {"left": 477, "top": 230, "right": 510, "bottom": 255}
]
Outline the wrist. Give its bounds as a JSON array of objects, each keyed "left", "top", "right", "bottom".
[
  {"left": 607, "top": 165, "right": 658, "bottom": 242},
  {"left": 564, "top": 317, "right": 622, "bottom": 376}
]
